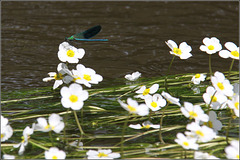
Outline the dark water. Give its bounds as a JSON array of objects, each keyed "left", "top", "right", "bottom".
[{"left": 1, "top": 1, "right": 239, "bottom": 91}]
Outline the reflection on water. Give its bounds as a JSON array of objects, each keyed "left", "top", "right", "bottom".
[{"left": 1, "top": 1, "right": 239, "bottom": 91}]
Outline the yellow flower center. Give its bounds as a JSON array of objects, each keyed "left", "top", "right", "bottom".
[
  {"left": 196, "top": 130, "right": 204, "bottom": 137},
  {"left": 208, "top": 45, "right": 215, "bottom": 50},
  {"left": 236, "top": 154, "right": 239, "bottom": 159},
  {"left": 44, "top": 125, "right": 50, "bottom": 130},
  {"left": 189, "top": 111, "right": 198, "bottom": 119},
  {"left": 142, "top": 125, "right": 151, "bottom": 129},
  {"left": 211, "top": 96, "right": 217, "bottom": 102},
  {"left": 52, "top": 155, "right": 58, "bottom": 159},
  {"left": 127, "top": 105, "right": 137, "bottom": 112},
  {"left": 54, "top": 73, "right": 63, "bottom": 80},
  {"left": 98, "top": 152, "right": 108, "bottom": 158},
  {"left": 73, "top": 75, "right": 81, "bottom": 82},
  {"left": 69, "top": 95, "right": 78, "bottom": 103},
  {"left": 231, "top": 51, "right": 239, "bottom": 58},
  {"left": 151, "top": 102, "right": 158, "bottom": 108},
  {"left": 217, "top": 82, "right": 224, "bottom": 90},
  {"left": 1, "top": 133, "right": 4, "bottom": 139},
  {"left": 83, "top": 74, "right": 91, "bottom": 81},
  {"left": 195, "top": 74, "right": 201, "bottom": 78},
  {"left": 203, "top": 121, "right": 213, "bottom": 128},
  {"left": 183, "top": 141, "right": 189, "bottom": 146},
  {"left": 234, "top": 102, "right": 239, "bottom": 110},
  {"left": 67, "top": 49, "right": 75, "bottom": 57},
  {"left": 143, "top": 88, "right": 150, "bottom": 96},
  {"left": 173, "top": 47, "right": 182, "bottom": 55}
]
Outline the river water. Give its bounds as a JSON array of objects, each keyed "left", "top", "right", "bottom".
[{"left": 1, "top": 1, "right": 239, "bottom": 91}]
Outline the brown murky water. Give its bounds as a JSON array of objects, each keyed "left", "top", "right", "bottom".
[{"left": 1, "top": 1, "right": 239, "bottom": 91}]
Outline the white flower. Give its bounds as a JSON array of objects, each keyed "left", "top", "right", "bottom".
[
  {"left": 125, "top": 71, "right": 141, "bottom": 81},
  {"left": 211, "top": 71, "right": 234, "bottom": 97},
  {"left": 72, "top": 64, "right": 103, "bottom": 88},
  {"left": 201, "top": 111, "right": 222, "bottom": 133},
  {"left": 144, "top": 94, "right": 166, "bottom": 111},
  {"left": 135, "top": 84, "right": 159, "bottom": 99},
  {"left": 60, "top": 83, "right": 89, "bottom": 110},
  {"left": 194, "top": 151, "right": 219, "bottom": 159},
  {"left": 174, "top": 133, "right": 198, "bottom": 150},
  {"left": 199, "top": 37, "right": 222, "bottom": 54},
  {"left": 165, "top": 40, "right": 192, "bottom": 59},
  {"left": 203, "top": 86, "right": 227, "bottom": 110},
  {"left": 35, "top": 114, "right": 64, "bottom": 133},
  {"left": 211, "top": 71, "right": 233, "bottom": 96},
  {"left": 191, "top": 73, "right": 206, "bottom": 85},
  {"left": 219, "top": 42, "right": 239, "bottom": 60},
  {"left": 129, "top": 121, "right": 160, "bottom": 129},
  {"left": 43, "top": 63, "right": 73, "bottom": 89},
  {"left": 181, "top": 102, "right": 209, "bottom": 123},
  {"left": 1, "top": 115, "right": 13, "bottom": 142},
  {"left": 58, "top": 42, "right": 85, "bottom": 63},
  {"left": 225, "top": 140, "right": 239, "bottom": 159},
  {"left": 13, "top": 124, "right": 35, "bottom": 155},
  {"left": 45, "top": 147, "right": 66, "bottom": 159},
  {"left": 86, "top": 149, "right": 120, "bottom": 159},
  {"left": 161, "top": 91, "right": 181, "bottom": 106},
  {"left": 118, "top": 98, "right": 149, "bottom": 116},
  {"left": 227, "top": 94, "right": 239, "bottom": 117},
  {"left": 2, "top": 154, "right": 15, "bottom": 159},
  {"left": 186, "top": 122, "right": 216, "bottom": 142}
]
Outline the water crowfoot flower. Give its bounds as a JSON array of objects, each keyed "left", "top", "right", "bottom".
[
  {"left": 186, "top": 122, "right": 216, "bottom": 142},
  {"left": 144, "top": 94, "right": 166, "bottom": 111},
  {"left": 13, "top": 124, "right": 35, "bottom": 155},
  {"left": 191, "top": 73, "right": 206, "bottom": 85},
  {"left": 45, "top": 147, "right": 66, "bottom": 159},
  {"left": 165, "top": 40, "right": 192, "bottom": 59},
  {"left": 35, "top": 113, "right": 64, "bottom": 133},
  {"left": 174, "top": 133, "right": 198, "bottom": 150},
  {"left": 86, "top": 149, "right": 120, "bottom": 159},
  {"left": 72, "top": 64, "right": 103, "bottom": 88},
  {"left": 202, "top": 111, "right": 222, "bottom": 133},
  {"left": 1, "top": 115, "right": 13, "bottom": 142},
  {"left": 211, "top": 71, "right": 234, "bottom": 97},
  {"left": 2, "top": 154, "right": 15, "bottom": 159},
  {"left": 118, "top": 98, "right": 149, "bottom": 116},
  {"left": 43, "top": 63, "right": 73, "bottom": 89},
  {"left": 161, "top": 91, "right": 181, "bottom": 106},
  {"left": 219, "top": 42, "right": 239, "bottom": 60},
  {"left": 58, "top": 42, "right": 85, "bottom": 63},
  {"left": 125, "top": 71, "right": 141, "bottom": 81},
  {"left": 227, "top": 94, "right": 239, "bottom": 117},
  {"left": 194, "top": 151, "right": 219, "bottom": 159},
  {"left": 225, "top": 140, "right": 239, "bottom": 159},
  {"left": 60, "top": 83, "right": 89, "bottom": 110},
  {"left": 129, "top": 121, "right": 160, "bottom": 129},
  {"left": 203, "top": 86, "right": 227, "bottom": 110},
  {"left": 199, "top": 37, "right": 222, "bottom": 54},
  {"left": 181, "top": 102, "right": 209, "bottom": 123},
  {"left": 135, "top": 84, "right": 159, "bottom": 99}
]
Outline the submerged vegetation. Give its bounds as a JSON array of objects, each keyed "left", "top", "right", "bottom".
[{"left": 1, "top": 37, "right": 239, "bottom": 159}]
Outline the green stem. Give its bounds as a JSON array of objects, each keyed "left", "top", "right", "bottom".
[
  {"left": 48, "top": 131, "right": 54, "bottom": 146},
  {"left": 209, "top": 54, "right": 213, "bottom": 76},
  {"left": 164, "top": 55, "right": 175, "bottom": 93},
  {"left": 81, "top": 108, "right": 84, "bottom": 124},
  {"left": 184, "top": 150, "right": 187, "bottom": 159},
  {"left": 159, "top": 102, "right": 169, "bottom": 144},
  {"left": 73, "top": 110, "right": 85, "bottom": 135},
  {"left": 228, "top": 59, "right": 235, "bottom": 79},
  {"left": 29, "top": 139, "right": 49, "bottom": 150},
  {"left": 121, "top": 114, "right": 130, "bottom": 159},
  {"left": 207, "top": 91, "right": 217, "bottom": 115}
]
